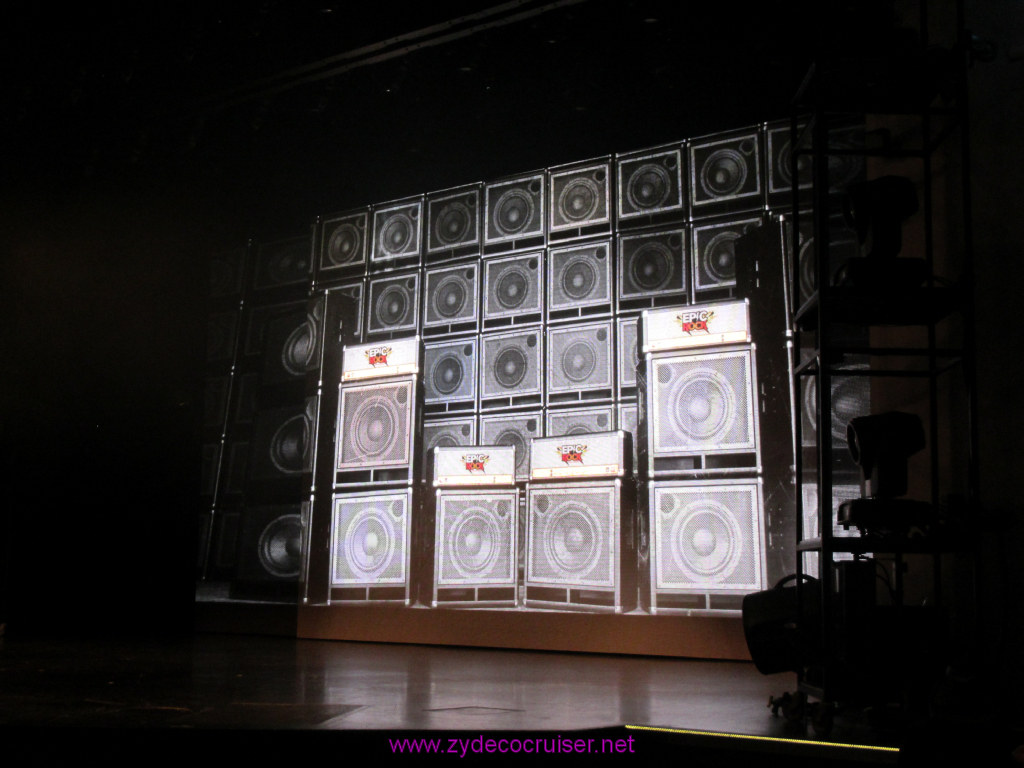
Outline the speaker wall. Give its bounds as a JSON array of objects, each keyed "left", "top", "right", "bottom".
[
  {"left": 423, "top": 263, "right": 479, "bottom": 329},
  {"left": 649, "top": 480, "right": 764, "bottom": 597},
  {"left": 236, "top": 505, "right": 305, "bottom": 583},
  {"left": 423, "top": 338, "right": 477, "bottom": 407},
  {"left": 484, "top": 173, "right": 545, "bottom": 246},
  {"left": 616, "top": 146, "right": 684, "bottom": 220},
  {"left": 320, "top": 210, "right": 369, "bottom": 272},
  {"left": 479, "top": 411, "right": 542, "bottom": 481},
  {"left": 549, "top": 160, "right": 611, "bottom": 233},
  {"left": 616, "top": 315, "right": 639, "bottom": 396},
  {"left": 427, "top": 187, "right": 480, "bottom": 255},
  {"left": 689, "top": 131, "right": 762, "bottom": 214},
  {"left": 434, "top": 490, "right": 517, "bottom": 595},
  {"left": 617, "top": 229, "right": 687, "bottom": 302},
  {"left": 249, "top": 398, "right": 316, "bottom": 481},
  {"left": 480, "top": 327, "right": 542, "bottom": 406},
  {"left": 423, "top": 417, "right": 477, "bottom": 478},
  {"left": 367, "top": 273, "right": 420, "bottom": 335},
  {"left": 372, "top": 199, "right": 423, "bottom": 266},
  {"left": 648, "top": 349, "right": 758, "bottom": 459},
  {"left": 547, "top": 241, "right": 611, "bottom": 318},
  {"left": 546, "top": 320, "right": 613, "bottom": 400},
  {"left": 207, "top": 312, "right": 239, "bottom": 364},
  {"left": 336, "top": 379, "right": 414, "bottom": 471},
  {"left": 331, "top": 490, "right": 411, "bottom": 591},
  {"left": 482, "top": 250, "right": 543, "bottom": 323},
  {"left": 208, "top": 247, "right": 245, "bottom": 298},
  {"left": 253, "top": 236, "right": 312, "bottom": 291},
  {"left": 692, "top": 218, "right": 760, "bottom": 293},
  {"left": 247, "top": 301, "right": 320, "bottom": 385},
  {"left": 546, "top": 405, "right": 614, "bottom": 437}
]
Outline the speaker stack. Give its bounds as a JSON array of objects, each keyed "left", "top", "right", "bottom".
[
  {"left": 524, "top": 431, "right": 636, "bottom": 611},
  {"left": 329, "top": 337, "right": 420, "bottom": 604},
  {"left": 428, "top": 444, "right": 519, "bottom": 607},
  {"left": 636, "top": 300, "right": 767, "bottom": 613}
]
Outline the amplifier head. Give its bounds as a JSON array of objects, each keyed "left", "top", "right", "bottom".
[
  {"left": 640, "top": 299, "right": 750, "bottom": 354},
  {"left": 432, "top": 444, "right": 516, "bottom": 487},
  {"left": 342, "top": 337, "right": 419, "bottom": 381},
  {"left": 529, "top": 431, "right": 631, "bottom": 480}
]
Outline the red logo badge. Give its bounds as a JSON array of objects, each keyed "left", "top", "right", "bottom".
[
  {"left": 556, "top": 444, "right": 588, "bottom": 464},
  {"left": 462, "top": 454, "right": 489, "bottom": 473},
  {"left": 676, "top": 310, "right": 715, "bottom": 335},
  {"left": 365, "top": 346, "right": 392, "bottom": 367}
]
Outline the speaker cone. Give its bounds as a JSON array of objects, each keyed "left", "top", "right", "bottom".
[
  {"left": 702, "top": 231, "right": 739, "bottom": 283},
  {"left": 669, "top": 498, "right": 742, "bottom": 581},
  {"left": 447, "top": 506, "right": 502, "bottom": 578},
  {"left": 495, "top": 268, "right": 529, "bottom": 310},
  {"left": 629, "top": 241, "right": 674, "bottom": 291},
  {"left": 328, "top": 222, "right": 362, "bottom": 266},
  {"left": 493, "top": 188, "right": 534, "bottom": 236},
  {"left": 270, "top": 414, "right": 310, "bottom": 474},
  {"left": 346, "top": 509, "right": 396, "bottom": 578},
  {"left": 434, "top": 201, "right": 472, "bottom": 246},
  {"left": 257, "top": 514, "right": 303, "bottom": 578},
  {"left": 561, "top": 256, "right": 598, "bottom": 300},
  {"left": 544, "top": 501, "right": 600, "bottom": 577},
  {"left": 433, "top": 274, "right": 468, "bottom": 319},
  {"left": 375, "top": 285, "right": 409, "bottom": 327},
  {"left": 560, "top": 340, "right": 597, "bottom": 383},
  {"left": 281, "top": 318, "right": 316, "bottom": 375},
  {"left": 668, "top": 368, "right": 737, "bottom": 443},
  {"left": 351, "top": 395, "right": 399, "bottom": 458},
  {"left": 700, "top": 148, "right": 748, "bottom": 198},
  {"left": 379, "top": 213, "right": 414, "bottom": 256},
  {"left": 430, "top": 352, "right": 465, "bottom": 397},
  {"left": 558, "top": 177, "right": 600, "bottom": 222},
  {"left": 627, "top": 163, "right": 672, "bottom": 211},
  {"left": 804, "top": 375, "right": 870, "bottom": 443},
  {"left": 494, "top": 347, "right": 528, "bottom": 389}
]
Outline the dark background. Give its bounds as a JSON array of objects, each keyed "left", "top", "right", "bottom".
[{"left": 1, "top": 0, "right": 1021, "bottom": 708}]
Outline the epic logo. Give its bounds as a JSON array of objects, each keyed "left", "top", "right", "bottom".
[
  {"left": 676, "top": 309, "right": 715, "bottom": 334},
  {"left": 556, "top": 444, "right": 588, "bottom": 464},
  {"left": 462, "top": 453, "right": 490, "bottom": 472},
  {"left": 365, "top": 346, "right": 392, "bottom": 366}
]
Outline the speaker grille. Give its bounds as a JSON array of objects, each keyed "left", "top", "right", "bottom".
[
  {"left": 617, "top": 147, "right": 684, "bottom": 219},
  {"left": 259, "top": 303, "right": 319, "bottom": 384},
  {"left": 249, "top": 398, "right": 316, "bottom": 480},
  {"left": 424, "top": 263, "right": 479, "bottom": 326},
  {"left": 479, "top": 411, "right": 541, "bottom": 481},
  {"left": 423, "top": 417, "right": 476, "bottom": 475},
  {"left": 367, "top": 273, "right": 419, "bottom": 334},
  {"left": 436, "top": 493, "right": 516, "bottom": 585},
  {"left": 692, "top": 218, "right": 760, "bottom": 292},
  {"left": 618, "top": 230, "right": 686, "bottom": 300},
  {"left": 372, "top": 201, "right": 422, "bottom": 264},
  {"left": 337, "top": 380, "right": 413, "bottom": 469},
  {"left": 549, "top": 162, "right": 610, "bottom": 231},
  {"left": 548, "top": 241, "right": 611, "bottom": 312},
  {"left": 766, "top": 122, "right": 811, "bottom": 197},
  {"left": 483, "top": 251, "right": 543, "bottom": 320},
  {"left": 652, "top": 482, "right": 763, "bottom": 592},
  {"left": 689, "top": 132, "right": 761, "bottom": 211},
  {"left": 617, "top": 316, "right": 638, "bottom": 391},
  {"left": 547, "top": 321, "right": 612, "bottom": 394},
  {"left": 546, "top": 406, "right": 614, "bottom": 437},
  {"left": 427, "top": 188, "right": 480, "bottom": 252},
  {"left": 253, "top": 236, "right": 312, "bottom": 290},
  {"left": 801, "top": 365, "right": 871, "bottom": 448},
  {"left": 331, "top": 492, "right": 409, "bottom": 585},
  {"left": 424, "top": 339, "right": 477, "bottom": 404},
  {"left": 527, "top": 486, "right": 616, "bottom": 587},
  {"left": 321, "top": 210, "right": 369, "bottom": 270},
  {"left": 481, "top": 329, "right": 542, "bottom": 400},
  {"left": 793, "top": 215, "right": 860, "bottom": 306},
  {"left": 651, "top": 349, "right": 756, "bottom": 455},
  {"left": 485, "top": 174, "right": 545, "bottom": 244}
]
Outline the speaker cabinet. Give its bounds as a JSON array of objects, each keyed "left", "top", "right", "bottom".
[
  {"left": 244, "top": 301, "right": 320, "bottom": 389},
  {"left": 617, "top": 229, "right": 687, "bottom": 309},
  {"left": 423, "top": 417, "right": 477, "bottom": 481},
  {"left": 546, "top": 405, "right": 614, "bottom": 438},
  {"left": 367, "top": 272, "right": 420, "bottom": 336},
  {"left": 766, "top": 121, "right": 866, "bottom": 209},
  {"left": 423, "top": 262, "right": 479, "bottom": 335},
  {"left": 645, "top": 480, "right": 765, "bottom": 613},
  {"left": 616, "top": 315, "right": 639, "bottom": 399},
  {"left": 253, "top": 235, "right": 312, "bottom": 291},
  {"left": 328, "top": 281, "right": 364, "bottom": 342},
  {"left": 786, "top": 212, "right": 861, "bottom": 309},
  {"left": 224, "top": 441, "right": 249, "bottom": 495},
  {"left": 692, "top": 217, "right": 761, "bottom": 294},
  {"left": 482, "top": 250, "right": 543, "bottom": 327},
  {"left": 644, "top": 347, "right": 759, "bottom": 475},
  {"left": 617, "top": 402, "right": 639, "bottom": 477},
  {"left": 371, "top": 198, "right": 423, "bottom": 268},
  {"left": 547, "top": 240, "right": 612, "bottom": 322},
  {"left": 616, "top": 144, "right": 685, "bottom": 223},
  {"left": 480, "top": 327, "right": 543, "bottom": 410},
  {"left": 208, "top": 246, "right": 245, "bottom": 299},
  {"left": 689, "top": 129, "right": 762, "bottom": 217},
  {"left": 248, "top": 397, "right": 317, "bottom": 483},
  {"left": 525, "top": 480, "right": 636, "bottom": 612},
  {"left": 423, "top": 337, "right": 478, "bottom": 414},
  {"left": 800, "top": 362, "right": 871, "bottom": 463},
  {"left": 479, "top": 411, "right": 542, "bottom": 482},
  {"left": 548, "top": 158, "right": 612, "bottom": 241},
  {"left": 330, "top": 489, "right": 412, "bottom": 603},
  {"left": 433, "top": 489, "right": 519, "bottom": 607},
  {"left": 336, "top": 377, "right": 416, "bottom": 486},
  {"left": 800, "top": 482, "right": 865, "bottom": 579},
  {"left": 205, "top": 509, "right": 242, "bottom": 580},
  {"left": 427, "top": 185, "right": 481, "bottom": 259},
  {"left": 484, "top": 172, "right": 545, "bottom": 250},
  {"left": 234, "top": 504, "right": 305, "bottom": 584},
  {"left": 319, "top": 209, "right": 369, "bottom": 274},
  {"left": 206, "top": 311, "right": 239, "bottom": 365},
  {"left": 546, "top": 320, "right": 613, "bottom": 405}
]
